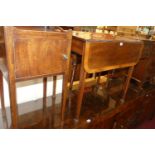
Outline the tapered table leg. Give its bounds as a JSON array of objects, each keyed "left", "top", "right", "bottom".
[
  {"left": 68, "top": 55, "right": 77, "bottom": 109},
  {"left": 121, "top": 66, "right": 134, "bottom": 103},
  {"left": 76, "top": 70, "right": 87, "bottom": 121}
]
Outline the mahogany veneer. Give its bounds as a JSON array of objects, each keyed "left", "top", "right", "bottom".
[
  {"left": 0, "top": 26, "right": 72, "bottom": 128},
  {"left": 70, "top": 32, "right": 143, "bottom": 120}
]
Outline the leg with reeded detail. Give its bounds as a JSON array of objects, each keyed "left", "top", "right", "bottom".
[
  {"left": 8, "top": 78, "right": 18, "bottom": 128},
  {"left": 121, "top": 66, "right": 134, "bottom": 103},
  {"left": 0, "top": 71, "right": 8, "bottom": 128}
]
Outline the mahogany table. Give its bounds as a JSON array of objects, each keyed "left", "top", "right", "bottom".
[{"left": 71, "top": 31, "right": 143, "bottom": 120}]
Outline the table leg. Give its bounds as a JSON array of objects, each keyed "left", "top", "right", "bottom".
[
  {"left": 76, "top": 69, "right": 87, "bottom": 121},
  {"left": 68, "top": 55, "right": 77, "bottom": 109},
  {"left": 93, "top": 72, "right": 101, "bottom": 94},
  {"left": 121, "top": 66, "right": 134, "bottom": 103}
]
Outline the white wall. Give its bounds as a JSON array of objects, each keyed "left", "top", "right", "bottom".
[{"left": 0, "top": 75, "right": 63, "bottom": 109}]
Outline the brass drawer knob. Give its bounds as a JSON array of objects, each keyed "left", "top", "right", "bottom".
[
  {"left": 120, "top": 42, "right": 124, "bottom": 46},
  {"left": 62, "top": 54, "right": 68, "bottom": 60}
]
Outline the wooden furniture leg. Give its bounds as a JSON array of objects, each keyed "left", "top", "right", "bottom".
[
  {"left": 76, "top": 69, "right": 87, "bottom": 121},
  {"left": 92, "top": 72, "right": 100, "bottom": 94},
  {"left": 43, "top": 77, "right": 47, "bottom": 112},
  {"left": 61, "top": 72, "right": 69, "bottom": 122},
  {"left": 68, "top": 55, "right": 77, "bottom": 109},
  {"left": 121, "top": 66, "right": 134, "bottom": 103},
  {"left": 51, "top": 75, "right": 57, "bottom": 127},
  {"left": 8, "top": 79, "right": 18, "bottom": 128},
  {"left": 105, "top": 70, "right": 115, "bottom": 89},
  {"left": 42, "top": 77, "right": 47, "bottom": 127},
  {"left": 0, "top": 71, "right": 8, "bottom": 128},
  {"left": 96, "top": 72, "right": 101, "bottom": 85},
  {"left": 105, "top": 71, "right": 111, "bottom": 89}
]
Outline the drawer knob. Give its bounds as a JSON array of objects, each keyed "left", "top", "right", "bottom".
[
  {"left": 120, "top": 42, "right": 124, "bottom": 46},
  {"left": 62, "top": 54, "right": 68, "bottom": 60}
]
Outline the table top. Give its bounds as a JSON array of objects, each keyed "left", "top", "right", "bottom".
[
  {"left": 72, "top": 31, "right": 143, "bottom": 43},
  {"left": 1, "top": 28, "right": 154, "bottom": 44}
]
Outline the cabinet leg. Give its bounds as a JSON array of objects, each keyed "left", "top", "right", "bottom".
[
  {"left": 0, "top": 71, "right": 8, "bottom": 128},
  {"left": 43, "top": 77, "right": 47, "bottom": 112},
  {"left": 61, "top": 72, "right": 69, "bottom": 123},
  {"left": 51, "top": 76, "right": 57, "bottom": 127},
  {"left": 8, "top": 79, "right": 18, "bottom": 128},
  {"left": 43, "top": 77, "right": 47, "bottom": 127}
]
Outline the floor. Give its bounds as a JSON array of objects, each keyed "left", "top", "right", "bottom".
[
  {"left": 137, "top": 116, "right": 155, "bottom": 129},
  {"left": 17, "top": 91, "right": 111, "bottom": 129},
  {"left": 1, "top": 79, "right": 155, "bottom": 129}
]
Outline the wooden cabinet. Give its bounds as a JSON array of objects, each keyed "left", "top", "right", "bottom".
[
  {"left": 133, "top": 40, "right": 155, "bottom": 86},
  {"left": 0, "top": 27, "right": 72, "bottom": 128}
]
